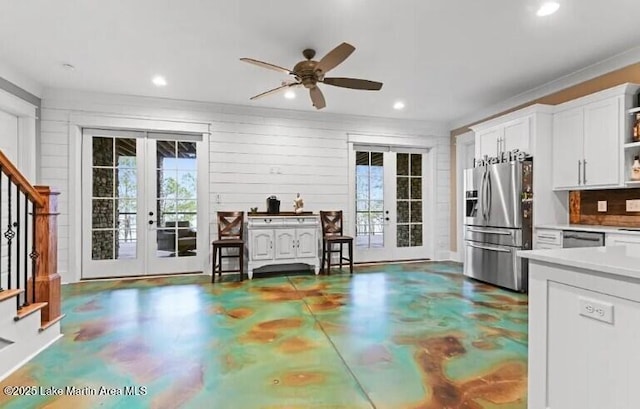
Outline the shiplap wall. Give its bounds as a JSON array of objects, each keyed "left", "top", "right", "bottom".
[{"left": 39, "top": 89, "right": 451, "bottom": 283}]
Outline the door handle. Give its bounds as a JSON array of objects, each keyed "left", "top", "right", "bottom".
[
  {"left": 467, "top": 242, "right": 511, "bottom": 253},
  {"left": 583, "top": 159, "right": 587, "bottom": 184},
  {"left": 468, "top": 228, "right": 512, "bottom": 235},
  {"left": 578, "top": 160, "right": 582, "bottom": 185}
]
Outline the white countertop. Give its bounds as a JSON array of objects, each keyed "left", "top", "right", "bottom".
[
  {"left": 518, "top": 245, "right": 640, "bottom": 280},
  {"left": 536, "top": 224, "right": 640, "bottom": 235}
]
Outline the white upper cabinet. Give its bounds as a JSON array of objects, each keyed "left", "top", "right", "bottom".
[
  {"left": 583, "top": 98, "right": 620, "bottom": 187},
  {"left": 551, "top": 84, "right": 638, "bottom": 190},
  {"left": 552, "top": 107, "right": 584, "bottom": 189},
  {"left": 474, "top": 117, "right": 531, "bottom": 160},
  {"left": 476, "top": 127, "right": 502, "bottom": 159},
  {"left": 503, "top": 117, "right": 531, "bottom": 153}
]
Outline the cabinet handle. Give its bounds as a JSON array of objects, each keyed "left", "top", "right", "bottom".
[
  {"left": 578, "top": 160, "right": 582, "bottom": 185},
  {"left": 270, "top": 240, "right": 273, "bottom": 249},
  {"left": 496, "top": 138, "right": 500, "bottom": 155},
  {"left": 264, "top": 219, "right": 272, "bottom": 223},
  {"left": 538, "top": 235, "right": 557, "bottom": 240},
  {"left": 583, "top": 159, "right": 587, "bottom": 184}
]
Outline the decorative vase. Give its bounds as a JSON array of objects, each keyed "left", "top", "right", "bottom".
[
  {"left": 634, "top": 114, "right": 640, "bottom": 142},
  {"left": 632, "top": 155, "right": 640, "bottom": 181}
]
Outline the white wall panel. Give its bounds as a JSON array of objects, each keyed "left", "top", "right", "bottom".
[{"left": 39, "top": 89, "right": 451, "bottom": 282}]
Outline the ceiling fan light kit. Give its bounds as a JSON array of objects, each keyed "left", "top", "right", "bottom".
[{"left": 240, "top": 42, "right": 383, "bottom": 110}]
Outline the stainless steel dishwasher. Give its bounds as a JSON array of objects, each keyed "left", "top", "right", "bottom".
[{"left": 562, "top": 230, "right": 605, "bottom": 248}]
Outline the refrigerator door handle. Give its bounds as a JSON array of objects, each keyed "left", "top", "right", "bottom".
[
  {"left": 467, "top": 228, "right": 512, "bottom": 236},
  {"left": 467, "top": 242, "right": 511, "bottom": 253},
  {"left": 486, "top": 170, "right": 492, "bottom": 220},
  {"left": 482, "top": 168, "right": 489, "bottom": 221}
]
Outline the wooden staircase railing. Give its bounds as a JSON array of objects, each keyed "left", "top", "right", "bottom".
[{"left": 0, "top": 149, "right": 61, "bottom": 326}]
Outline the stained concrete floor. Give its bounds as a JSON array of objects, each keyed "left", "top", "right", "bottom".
[{"left": 0, "top": 262, "right": 528, "bottom": 408}]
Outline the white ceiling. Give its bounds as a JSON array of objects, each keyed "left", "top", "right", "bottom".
[{"left": 1, "top": 0, "right": 639, "bottom": 126}]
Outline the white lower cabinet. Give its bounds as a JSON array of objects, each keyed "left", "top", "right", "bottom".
[
  {"left": 247, "top": 215, "right": 320, "bottom": 279},
  {"left": 528, "top": 260, "right": 640, "bottom": 409},
  {"left": 534, "top": 228, "right": 562, "bottom": 249},
  {"left": 606, "top": 233, "right": 640, "bottom": 247}
]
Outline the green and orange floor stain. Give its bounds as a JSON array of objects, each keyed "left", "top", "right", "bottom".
[{"left": 0, "top": 262, "right": 528, "bottom": 408}]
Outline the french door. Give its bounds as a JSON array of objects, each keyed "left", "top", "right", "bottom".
[
  {"left": 353, "top": 146, "right": 430, "bottom": 262},
  {"left": 81, "top": 129, "right": 206, "bottom": 279}
]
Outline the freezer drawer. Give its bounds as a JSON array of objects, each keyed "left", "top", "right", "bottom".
[
  {"left": 464, "top": 225, "right": 522, "bottom": 247},
  {"left": 463, "top": 241, "right": 527, "bottom": 292}
]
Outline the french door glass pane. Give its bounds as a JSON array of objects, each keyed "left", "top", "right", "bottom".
[
  {"left": 397, "top": 153, "right": 423, "bottom": 248},
  {"left": 156, "top": 141, "right": 197, "bottom": 258},
  {"left": 91, "top": 136, "right": 137, "bottom": 260},
  {"left": 356, "top": 151, "right": 384, "bottom": 248}
]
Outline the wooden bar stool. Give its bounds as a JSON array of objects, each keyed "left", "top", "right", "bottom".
[
  {"left": 212, "top": 211, "right": 245, "bottom": 282},
  {"left": 320, "top": 210, "right": 353, "bottom": 275}
]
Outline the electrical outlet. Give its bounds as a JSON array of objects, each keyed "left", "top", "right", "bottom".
[
  {"left": 597, "top": 201, "right": 607, "bottom": 212},
  {"left": 579, "top": 297, "right": 614, "bottom": 324},
  {"left": 626, "top": 199, "right": 640, "bottom": 212}
]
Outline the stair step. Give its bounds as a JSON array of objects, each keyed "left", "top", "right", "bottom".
[
  {"left": 14, "top": 303, "right": 47, "bottom": 321},
  {"left": 0, "top": 289, "right": 23, "bottom": 303},
  {"left": 39, "top": 314, "right": 65, "bottom": 332}
]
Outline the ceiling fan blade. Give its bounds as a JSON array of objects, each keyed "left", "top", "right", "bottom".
[
  {"left": 310, "top": 86, "right": 326, "bottom": 110},
  {"left": 240, "top": 58, "right": 292, "bottom": 75},
  {"left": 315, "top": 42, "right": 355, "bottom": 74},
  {"left": 250, "top": 82, "right": 299, "bottom": 100},
  {"left": 323, "top": 77, "right": 383, "bottom": 91}
]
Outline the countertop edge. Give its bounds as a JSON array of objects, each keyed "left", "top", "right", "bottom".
[
  {"left": 518, "top": 248, "right": 640, "bottom": 280},
  {"left": 535, "top": 224, "right": 640, "bottom": 235}
]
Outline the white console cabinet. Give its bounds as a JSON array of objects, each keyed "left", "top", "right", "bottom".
[{"left": 247, "top": 214, "right": 320, "bottom": 279}]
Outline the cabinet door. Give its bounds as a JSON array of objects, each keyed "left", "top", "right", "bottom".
[
  {"left": 296, "top": 228, "right": 317, "bottom": 259},
  {"left": 606, "top": 233, "right": 640, "bottom": 248},
  {"left": 583, "top": 97, "right": 621, "bottom": 187},
  {"left": 476, "top": 127, "right": 502, "bottom": 159},
  {"left": 274, "top": 229, "right": 296, "bottom": 260},
  {"left": 552, "top": 107, "right": 584, "bottom": 189},
  {"left": 547, "top": 282, "right": 640, "bottom": 409},
  {"left": 503, "top": 117, "right": 531, "bottom": 154},
  {"left": 250, "top": 230, "right": 274, "bottom": 261}
]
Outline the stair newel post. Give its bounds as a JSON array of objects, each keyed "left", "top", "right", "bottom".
[{"left": 32, "top": 186, "right": 61, "bottom": 323}]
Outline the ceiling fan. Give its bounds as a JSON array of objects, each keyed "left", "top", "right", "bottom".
[{"left": 240, "top": 42, "right": 383, "bottom": 110}]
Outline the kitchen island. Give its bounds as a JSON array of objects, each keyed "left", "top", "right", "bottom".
[{"left": 519, "top": 246, "right": 640, "bottom": 409}]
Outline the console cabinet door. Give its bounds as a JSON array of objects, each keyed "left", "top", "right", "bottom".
[
  {"left": 552, "top": 107, "right": 584, "bottom": 189},
  {"left": 250, "top": 230, "right": 274, "bottom": 261},
  {"left": 296, "top": 228, "right": 317, "bottom": 259},
  {"left": 503, "top": 117, "right": 531, "bottom": 154},
  {"left": 583, "top": 97, "right": 620, "bottom": 188},
  {"left": 274, "top": 229, "right": 296, "bottom": 260}
]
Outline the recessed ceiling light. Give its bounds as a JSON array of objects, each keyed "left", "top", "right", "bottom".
[
  {"left": 284, "top": 90, "right": 296, "bottom": 99},
  {"left": 537, "top": 2, "right": 560, "bottom": 16},
  {"left": 393, "top": 101, "right": 405, "bottom": 110},
  {"left": 62, "top": 63, "right": 75, "bottom": 70},
  {"left": 152, "top": 75, "right": 167, "bottom": 87}
]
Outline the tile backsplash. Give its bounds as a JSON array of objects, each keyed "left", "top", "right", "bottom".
[{"left": 569, "top": 189, "right": 640, "bottom": 226}]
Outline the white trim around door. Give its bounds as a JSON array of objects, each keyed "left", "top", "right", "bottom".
[
  {"left": 347, "top": 133, "right": 438, "bottom": 263},
  {"left": 454, "top": 131, "right": 475, "bottom": 262},
  {"left": 68, "top": 115, "right": 210, "bottom": 282}
]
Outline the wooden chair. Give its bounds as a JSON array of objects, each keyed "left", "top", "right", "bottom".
[
  {"left": 320, "top": 211, "right": 353, "bottom": 275},
  {"left": 212, "top": 211, "right": 245, "bottom": 282}
]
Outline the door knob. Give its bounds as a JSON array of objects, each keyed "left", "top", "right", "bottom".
[
  {"left": 148, "top": 220, "right": 154, "bottom": 225},
  {"left": 385, "top": 217, "right": 390, "bottom": 221},
  {"left": 385, "top": 210, "right": 389, "bottom": 214},
  {"left": 149, "top": 211, "right": 154, "bottom": 216}
]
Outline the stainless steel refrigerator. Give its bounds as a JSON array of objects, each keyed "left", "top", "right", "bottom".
[{"left": 463, "top": 160, "right": 533, "bottom": 292}]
